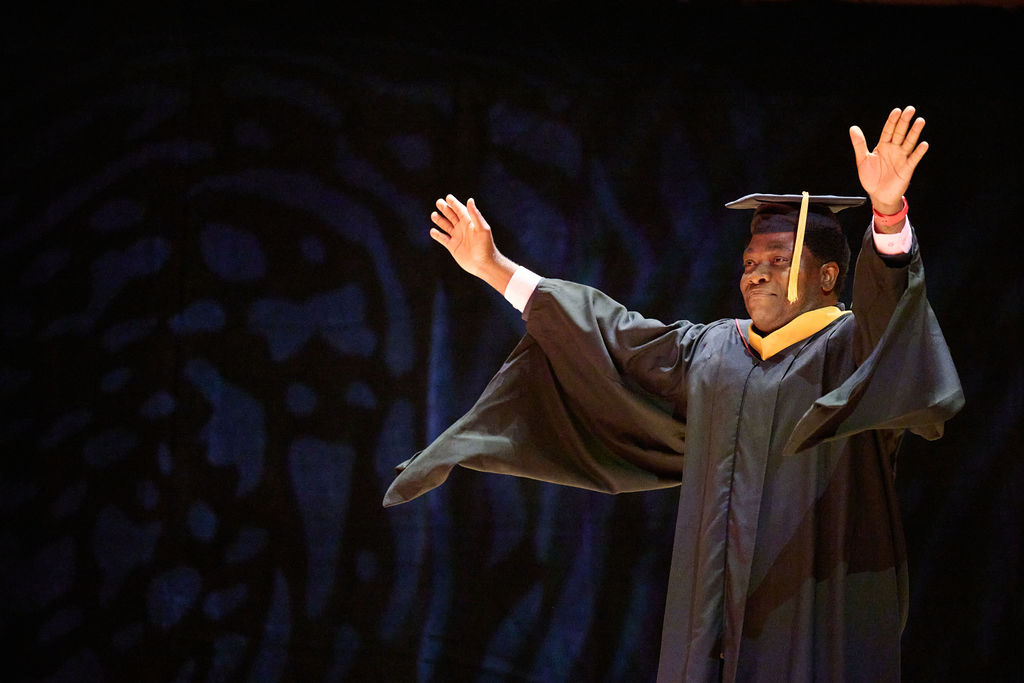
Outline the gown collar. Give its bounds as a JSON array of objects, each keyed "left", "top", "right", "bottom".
[{"left": 746, "top": 306, "right": 851, "bottom": 360}]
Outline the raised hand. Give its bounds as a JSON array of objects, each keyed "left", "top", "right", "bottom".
[
  {"left": 849, "top": 106, "right": 929, "bottom": 215},
  {"left": 430, "top": 194, "right": 517, "bottom": 294}
]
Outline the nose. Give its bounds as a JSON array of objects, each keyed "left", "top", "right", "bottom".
[{"left": 747, "top": 264, "right": 770, "bottom": 284}]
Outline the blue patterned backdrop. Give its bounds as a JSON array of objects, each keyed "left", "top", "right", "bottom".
[{"left": 0, "top": 4, "right": 1021, "bottom": 682}]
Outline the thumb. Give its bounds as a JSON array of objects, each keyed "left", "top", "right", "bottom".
[
  {"left": 849, "top": 125, "right": 869, "bottom": 164},
  {"left": 467, "top": 197, "right": 489, "bottom": 230}
]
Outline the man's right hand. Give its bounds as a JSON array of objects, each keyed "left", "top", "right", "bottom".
[{"left": 430, "top": 194, "right": 517, "bottom": 294}]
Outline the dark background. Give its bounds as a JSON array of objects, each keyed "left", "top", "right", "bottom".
[{"left": 1, "top": 2, "right": 1021, "bottom": 681}]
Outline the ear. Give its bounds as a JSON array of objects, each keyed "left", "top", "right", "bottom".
[{"left": 820, "top": 262, "right": 840, "bottom": 294}]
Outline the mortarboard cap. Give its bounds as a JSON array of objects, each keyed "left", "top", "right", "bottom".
[
  {"left": 726, "top": 193, "right": 865, "bottom": 213},
  {"left": 726, "top": 192, "right": 865, "bottom": 302}
]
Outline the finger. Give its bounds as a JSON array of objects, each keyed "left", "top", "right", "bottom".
[
  {"left": 435, "top": 198, "right": 459, "bottom": 225},
  {"left": 435, "top": 199, "right": 457, "bottom": 226},
  {"left": 877, "top": 107, "right": 902, "bottom": 146},
  {"left": 901, "top": 116, "right": 926, "bottom": 152},
  {"left": 431, "top": 210, "right": 453, "bottom": 233},
  {"left": 445, "top": 193, "right": 468, "bottom": 214},
  {"left": 891, "top": 106, "right": 916, "bottom": 145},
  {"left": 849, "top": 125, "right": 869, "bottom": 163},
  {"left": 445, "top": 194, "right": 473, "bottom": 226},
  {"left": 905, "top": 139, "right": 929, "bottom": 173},
  {"left": 429, "top": 227, "right": 452, "bottom": 247}
]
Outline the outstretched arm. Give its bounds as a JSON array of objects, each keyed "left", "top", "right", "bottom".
[
  {"left": 430, "top": 194, "right": 518, "bottom": 295},
  {"left": 849, "top": 106, "right": 929, "bottom": 233}
]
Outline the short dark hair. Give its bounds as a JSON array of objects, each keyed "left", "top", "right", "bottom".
[{"left": 802, "top": 221, "right": 851, "bottom": 296}]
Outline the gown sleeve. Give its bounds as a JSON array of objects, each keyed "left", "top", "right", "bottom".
[
  {"left": 382, "top": 280, "right": 695, "bottom": 507},
  {"left": 784, "top": 225, "right": 965, "bottom": 454}
]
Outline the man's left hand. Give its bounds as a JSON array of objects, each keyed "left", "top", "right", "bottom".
[{"left": 850, "top": 106, "right": 929, "bottom": 217}]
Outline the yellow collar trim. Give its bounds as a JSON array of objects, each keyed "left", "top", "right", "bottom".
[{"left": 747, "top": 306, "right": 851, "bottom": 360}]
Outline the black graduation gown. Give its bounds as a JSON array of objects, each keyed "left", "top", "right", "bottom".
[{"left": 384, "top": 226, "right": 964, "bottom": 682}]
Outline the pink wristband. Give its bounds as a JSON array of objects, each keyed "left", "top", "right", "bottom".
[{"left": 872, "top": 196, "right": 909, "bottom": 227}]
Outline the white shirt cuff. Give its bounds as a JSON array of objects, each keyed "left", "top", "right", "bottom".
[
  {"left": 872, "top": 216, "right": 913, "bottom": 255},
  {"left": 503, "top": 266, "right": 542, "bottom": 312}
]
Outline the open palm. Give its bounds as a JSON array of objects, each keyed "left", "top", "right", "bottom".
[{"left": 850, "top": 106, "right": 929, "bottom": 213}]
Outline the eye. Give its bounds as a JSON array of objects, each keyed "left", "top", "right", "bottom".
[{"left": 773, "top": 256, "right": 790, "bottom": 265}]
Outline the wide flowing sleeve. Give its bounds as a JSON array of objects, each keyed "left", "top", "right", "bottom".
[
  {"left": 382, "top": 280, "right": 695, "bottom": 507},
  {"left": 784, "top": 227, "right": 965, "bottom": 453}
]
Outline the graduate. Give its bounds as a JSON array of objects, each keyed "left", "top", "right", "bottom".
[{"left": 384, "top": 107, "right": 964, "bottom": 682}]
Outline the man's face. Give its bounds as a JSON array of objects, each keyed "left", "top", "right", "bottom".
[{"left": 740, "top": 232, "right": 826, "bottom": 333}]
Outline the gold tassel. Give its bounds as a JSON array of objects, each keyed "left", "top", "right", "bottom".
[{"left": 787, "top": 191, "right": 810, "bottom": 303}]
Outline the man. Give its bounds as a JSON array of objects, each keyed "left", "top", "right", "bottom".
[{"left": 384, "top": 107, "right": 964, "bottom": 681}]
